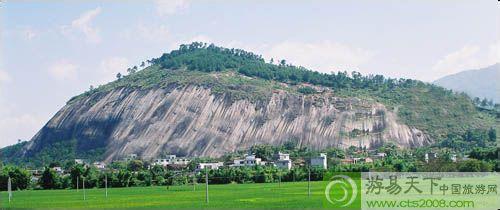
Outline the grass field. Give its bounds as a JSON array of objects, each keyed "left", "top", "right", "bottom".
[{"left": 0, "top": 181, "right": 330, "bottom": 209}]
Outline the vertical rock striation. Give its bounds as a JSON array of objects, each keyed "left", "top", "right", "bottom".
[{"left": 24, "top": 85, "right": 430, "bottom": 162}]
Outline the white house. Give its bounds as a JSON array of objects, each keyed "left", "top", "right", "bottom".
[
  {"left": 74, "top": 159, "right": 85, "bottom": 164},
  {"left": 173, "top": 157, "right": 191, "bottom": 165},
  {"left": 153, "top": 155, "right": 190, "bottom": 166},
  {"left": 165, "top": 155, "right": 177, "bottom": 160},
  {"left": 153, "top": 158, "right": 172, "bottom": 166},
  {"left": 197, "top": 162, "right": 224, "bottom": 170},
  {"left": 153, "top": 155, "right": 176, "bottom": 166},
  {"left": 425, "top": 152, "right": 438, "bottom": 163},
  {"left": 232, "top": 154, "right": 264, "bottom": 167},
  {"left": 363, "top": 157, "right": 374, "bottom": 163},
  {"left": 371, "top": 153, "right": 387, "bottom": 160},
  {"left": 52, "top": 167, "right": 64, "bottom": 174},
  {"left": 310, "top": 153, "right": 327, "bottom": 169},
  {"left": 450, "top": 154, "right": 457, "bottom": 162},
  {"left": 93, "top": 162, "right": 106, "bottom": 170},
  {"left": 275, "top": 152, "right": 292, "bottom": 170}
]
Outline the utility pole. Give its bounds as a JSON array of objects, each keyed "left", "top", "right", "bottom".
[
  {"left": 7, "top": 177, "right": 12, "bottom": 203},
  {"left": 308, "top": 148, "right": 311, "bottom": 198},
  {"left": 205, "top": 169, "right": 209, "bottom": 204},
  {"left": 308, "top": 166, "right": 311, "bottom": 197},
  {"left": 105, "top": 173, "right": 108, "bottom": 198},
  {"left": 278, "top": 171, "right": 281, "bottom": 188},
  {"left": 193, "top": 175, "right": 196, "bottom": 191},
  {"left": 83, "top": 177, "right": 86, "bottom": 201}
]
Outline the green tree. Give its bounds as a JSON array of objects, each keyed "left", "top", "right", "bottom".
[
  {"left": 458, "top": 159, "right": 493, "bottom": 172},
  {"left": 0, "top": 166, "right": 31, "bottom": 190},
  {"left": 250, "top": 144, "right": 275, "bottom": 161},
  {"left": 39, "top": 167, "right": 59, "bottom": 189},
  {"left": 488, "top": 128, "right": 496, "bottom": 142},
  {"left": 83, "top": 167, "right": 100, "bottom": 188},
  {"left": 128, "top": 160, "right": 144, "bottom": 171},
  {"left": 70, "top": 164, "right": 85, "bottom": 189},
  {"left": 480, "top": 98, "right": 489, "bottom": 107}
]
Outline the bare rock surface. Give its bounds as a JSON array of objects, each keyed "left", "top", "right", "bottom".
[{"left": 25, "top": 85, "right": 430, "bottom": 161}]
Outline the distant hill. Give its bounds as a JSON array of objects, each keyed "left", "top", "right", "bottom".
[
  {"left": 434, "top": 64, "right": 500, "bottom": 103},
  {"left": 1, "top": 43, "right": 498, "bottom": 167}
]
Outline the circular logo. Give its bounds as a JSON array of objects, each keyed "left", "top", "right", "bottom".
[{"left": 324, "top": 175, "right": 358, "bottom": 207}]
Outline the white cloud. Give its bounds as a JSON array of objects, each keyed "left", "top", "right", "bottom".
[
  {"left": 98, "top": 57, "right": 129, "bottom": 84},
  {"left": 154, "top": 0, "right": 190, "bottom": 16},
  {"left": 431, "top": 42, "right": 500, "bottom": 80},
  {"left": 48, "top": 60, "right": 78, "bottom": 81},
  {"left": 0, "top": 98, "right": 46, "bottom": 147},
  {"left": 262, "top": 41, "right": 374, "bottom": 73},
  {"left": 61, "top": 7, "right": 102, "bottom": 43},
  {"left": 0, "top": 70, "right": 11, "bottom": 84},
  {"left": 0, "top": 112, "right": 46, "bottom": 147},
  {"left": 129, "top": 24, "right": 170, "bottom": 43}
]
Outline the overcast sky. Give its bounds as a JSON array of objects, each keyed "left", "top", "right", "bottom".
[{"left": 0, "top": 0, "right": 499, "bottom": 147}]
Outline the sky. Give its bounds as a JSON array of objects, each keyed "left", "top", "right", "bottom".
[{"left": 0, "top": 0, "right": 499, "bottom": 147}]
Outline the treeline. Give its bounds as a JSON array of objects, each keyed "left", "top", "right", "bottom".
[
  {"left": 0, "top": 161, "right": 326, "bottom": 191},
  {"left": 438, "top": 128, "right": 497, "bottom": 152},
  {"left": 151, "top": 42, "right": 423, "bottom": 91},
  {"left": 472, "top": 97, "right": 498, "bottom": 110},
  {"left": 1, "top": 148, "right": 497, "bottom": 191}
]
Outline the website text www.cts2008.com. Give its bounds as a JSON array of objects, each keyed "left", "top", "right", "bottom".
[{"left": 366, "top": 199, "right": 474, "bottom": 208}]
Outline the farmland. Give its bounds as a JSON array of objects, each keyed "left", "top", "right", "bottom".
[{"left": 1, "top": 181, "right": 330, "bottom": 209}]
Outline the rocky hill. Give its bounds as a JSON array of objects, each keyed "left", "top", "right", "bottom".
[{"left": 1, "top": 43, "right": 497, "bottom": 166}]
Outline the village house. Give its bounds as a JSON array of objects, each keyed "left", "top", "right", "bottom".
[
  {"left": 154, "top": 158, "right": 171, "bottom": 166},
  {"left": 341, "top": 157, "right": 373, "bottom": 165},
  {"left": 173, "top": 157, "right": 191, "bottom": 165},
  {"left": 51, "top": 167, "right": 64, "bottom": 174},
  {"left": 310, "top": 153, "right": 327, "bottom": 169},
  {"left": 231, "top": 154, "right": 265, "bottom": 167},
  {"left": 153, "top": 155, "right": 177, "bottom": 167},
  {"left": 371, "top": 152, "right": 387, "bottom": 160},
  {"left": 196, "top": 162, "right": 224, "bottom": 170},
  {"left": 74, "top": 159, "right": 85, "bottom": 164},
  {"left": 153, "top": 155, "right": 191, "bottom": 167},
  {"left": 450, "top": 154, "right": 457, "bottom": 162},
  {"left": 364, "top": 157, "right": 374, "bottom": 163},
  {"left": 274, "top": 152, "right": 292, "bottom": 170},
  {"left": 425, "top": 152, "right": 438, "bottom": 163},
  {"left": 93, "top": 162, "right": 106, "bottom": 170},
  {"left": 340, "top": 158, "right": 355, "bottom": 165}
]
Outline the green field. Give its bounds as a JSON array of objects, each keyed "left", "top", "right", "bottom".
[{"left": 0, "top": 181, "right": 330, "bottom": 209}]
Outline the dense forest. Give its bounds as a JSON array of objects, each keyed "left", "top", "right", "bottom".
[{"left": 151, "top": 42, "right": 417, "bottom": 91}]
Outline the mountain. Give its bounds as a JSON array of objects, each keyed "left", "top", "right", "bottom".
[
  {"left": 1, "top": 43, "right": 498, "bottom": 166},
  {"left": 434, "top": 64, "right": 500, "bottom": 102}
]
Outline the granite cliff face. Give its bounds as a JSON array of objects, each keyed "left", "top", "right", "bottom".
[{"left": 24, "top": 84, "right": 430, "bottom": 162}]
